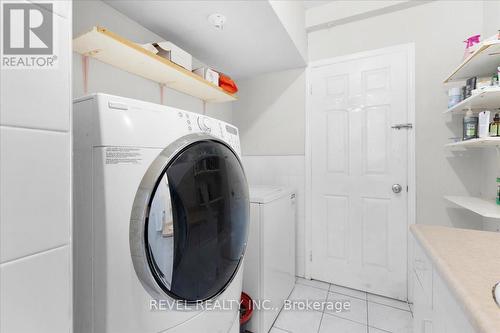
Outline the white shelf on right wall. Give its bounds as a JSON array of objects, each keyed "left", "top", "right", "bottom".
[
  {"left": 444, "top": 87, "right": 500, "bottom": 114},
  {"left": 443, "top": 34, "right": 500, "bottom": 229},
  {"left": 445, "top": 196, "right": 500, "bottom": 219},
  {"left": 444, "top": 39, "right": 500, "bottom": 83},
  {"left": 445, "top": 137, "right": 500, "bottom": 148}
]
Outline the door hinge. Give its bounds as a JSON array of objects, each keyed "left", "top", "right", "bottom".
[
  {"left": 309, "top": 84, "right": 313, "bottom": 95},
  {"left": 309, "top": 251, "right": 313, "bottom": 262},
  {"left": 406, "top": 185, "right": 409, "bottom": 192}
]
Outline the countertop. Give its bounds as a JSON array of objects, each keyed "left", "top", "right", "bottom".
[{"left": 410, "top": 224, "right": 500, "bottom": 333}]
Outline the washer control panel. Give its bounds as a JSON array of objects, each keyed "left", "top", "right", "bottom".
[
  {"left": 197, "top": 115, "right": 240, "bottom": 153},
  {"left": 176, "top": 111, "right": 195, "bottom": 132},
  {"left": 175, "top": 112, "right": 240, "bottom": 152},
  {"left": 197, "top": 116, "right": 213, "bottom": 133},
  {"left": 222, "top": 123, "right": 240, "bottom": 152}
]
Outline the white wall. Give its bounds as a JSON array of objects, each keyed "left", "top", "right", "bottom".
[
  {"left": 72, "top": 0, "right": 233, "bottom": 123},
  {"left": 483, "top": 0, "right": 500, "bottom": 38},
  {"left": 0, "top": 1, "right": 73, "bottom": 332},
  {"left": 269, "top": 0, "right": 308, "bottom": 62},
  {"left": 233, "top": 68, "right": 306, "bottom": 276},
  {"left": 306, "top": 0, "right": 411, "bottom": 29},
  {"left": 233, "top": 68, "right": 306, "bottom": 155},
  {"left": 308, "top": 0, "right": 489, "bottom": 229}
]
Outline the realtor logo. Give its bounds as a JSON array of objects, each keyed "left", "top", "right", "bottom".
[{"left": 1, "top": 2, "right": 57, "bottom": 68}]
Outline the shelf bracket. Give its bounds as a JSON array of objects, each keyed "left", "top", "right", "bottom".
[
  {"left": 82, "top": 55, "right": 89, "bottom": 95},
  {"left": 159, "top": 83, "right": 166, "bottom": 105}
]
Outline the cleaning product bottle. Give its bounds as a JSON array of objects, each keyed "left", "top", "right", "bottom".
[
  {"left": 463, "top": 108, "right": 478, "bottom": 140},
  {"left": 490, "top": 113, "right": 500, "bottom": 137},
  {"left": 478, "top": 110, "right": 491, "bottom": 138},
  {"left": 463, "top": 34, "right": 481, "bottom": 60},
  {"left": 497, "top": 177, "right": 500, "bottom": 205}
]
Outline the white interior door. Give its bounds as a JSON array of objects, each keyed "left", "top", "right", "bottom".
[{"left": 308, "top": 45, "right": 413, "bottom": 300}]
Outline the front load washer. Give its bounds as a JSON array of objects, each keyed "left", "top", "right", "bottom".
[{"left": 73, "top": 93, "right": 249, "bottom": 333}]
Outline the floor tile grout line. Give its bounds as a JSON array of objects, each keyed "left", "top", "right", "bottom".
[
  {"left": 316, "top": 288, "right": 330, "bottom": 333},
  {"left": 322, "top": 310, "right": 368, "bottom": 326},
  {"left": 367, "top": 325, "right": 392, "bottom": 333},
  {"left": 408, "top": 302, "right": 414, "bottom": 318},
  {"left": 286, "top": 282, "right": 327, "bottom": 314},
  {"left": 307, "top": 281, "right": 409, "bottom": 312},
  {"left": 273, "top": 325, "right": 293, "bottom": 333},
  {"left": 329, "top": 289, "right": 367, "bottom": 302},
  {"left": 366, "top": 299, "right": 411, "bottom": 313},
  {"left": 295, "top": 280, "right": 331, "bottom": 292},
  {"left": 270, "top": 287, "right": 297, "bottom": 330},
  {"left": 317, "top": 310, "right": 325, "bottom": 333},
  {"left": 301, "top": 278, "right": 380, "bottom": 304},
  {"left": 273, "top": 282, "right": 327, "bottom": 332},
  {"left": 366, "top": 297, "right": 369, "bottom": 333},
  {"left": 292, "top": 280, "right": 410, "bottom": 332},
  {"left": 328, "top": 283, "right": 369, "bottom": 301}
]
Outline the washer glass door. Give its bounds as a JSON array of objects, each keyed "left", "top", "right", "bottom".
[{"left": 141, "top": 139, "right": 249, "bottom": 302}]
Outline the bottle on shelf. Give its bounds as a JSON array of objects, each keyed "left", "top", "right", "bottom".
[
  {"left": 490, "top": 113, "right": 500, "bottom": 137},
  {"left": 463, "top": 108, "right": 479, "bottom": 140},
  {"left": 497, "top": 177, "right": 500, "bottom": 205},
  {"left": 478, "top": 111, "right": 491, "bottom": 138},
  {"left": 463, "top": 34, "right": 481, "bottom": 60}
]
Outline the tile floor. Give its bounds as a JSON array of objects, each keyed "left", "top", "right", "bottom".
[{"left": 269, "top": 277, "right": 413, "bottom": 333}]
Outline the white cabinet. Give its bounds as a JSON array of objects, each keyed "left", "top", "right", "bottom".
[
  {"left": 412, "top": 238, "right": 476, "bottom": 333},
  {"left": 412, "top": 238, "right": 433, "bottom": 333},
  {"left": 244, "top": 186, "right": 296, "bottom": 333},
  {"left": 432, "top": 270, "right": 476, "bottom": 333},
  {"left": 413, "top": 274, "right": 433, "bottom": 333}
]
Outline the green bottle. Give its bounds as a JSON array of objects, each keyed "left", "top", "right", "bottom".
[
  {"left": 497, "top": 177, "right": 500, "bottom": 205},
  {"left": 490, "top": 113, "right": 500, "bottom": 137},
  {"left": 463, "top": 109, "right": 478, "bottom": 140}
]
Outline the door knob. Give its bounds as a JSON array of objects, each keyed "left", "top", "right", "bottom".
[{"left": 392, "top": 184, "right": 402, "bottom": 193}]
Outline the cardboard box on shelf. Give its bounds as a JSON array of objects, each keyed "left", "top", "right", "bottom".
[
  {"left": 142, "top": 41, "right": 193, "bottom": 71},
  {"left": 193, "top": 67, "right": 220, "bottom": 86}
]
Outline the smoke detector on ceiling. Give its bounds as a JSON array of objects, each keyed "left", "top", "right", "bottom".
[{"left": 208, "top": 13, "right": 226, "bottom": 30}]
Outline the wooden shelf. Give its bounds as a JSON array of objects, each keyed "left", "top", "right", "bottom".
[
  {"left": 445, "top": 196, "right": 500, "bottom": 219},
  {"left": 444, "top": 87, "right": 500, "bottom": 114},
  {"left": 73, "top": 26, "right": 236, "bottom": 103},
  {"left": 444, "top": 39, "right": 500, "bottom": 83},
  {"left": 445, "top": 137, "right": 500, "bottom": 148}
]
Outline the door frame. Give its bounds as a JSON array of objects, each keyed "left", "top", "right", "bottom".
[{"left": 304, "top": 43, "right": 416, "bottom": 300}]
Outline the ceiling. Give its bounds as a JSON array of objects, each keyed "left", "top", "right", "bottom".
[
  {"left": 104, "top": 0, "right": 307, "bottom": 78},
  {"left": 303, "top": 1, "right": 334, "bottom": 10}
]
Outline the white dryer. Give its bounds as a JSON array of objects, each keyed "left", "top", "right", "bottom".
[
  {"left": 243, "top": 186, "right": 296, "bottom": 333},
  {"left": 73, "top": 93, "right": 249, "bottom": 333}
]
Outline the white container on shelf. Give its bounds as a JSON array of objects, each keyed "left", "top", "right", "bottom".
[
  {"left": 143, "top": 41, "right": 193, "bottom": 70},
  {"left": 448, "top": 87, "right": 462, "bottom": 108},
  {"left": 193, "top": 67, "right": 220, "bottom": 86},
  {"left": 478, "top": 110, "right": 491, "bottom": 138}
]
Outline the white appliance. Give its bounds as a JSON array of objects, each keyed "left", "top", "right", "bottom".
[
  {"left": 243, "top": 186, "right": 296, "bottom": 333},
  {"left": 73, "top": 93, "right": 249, "bottom": 333}
]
